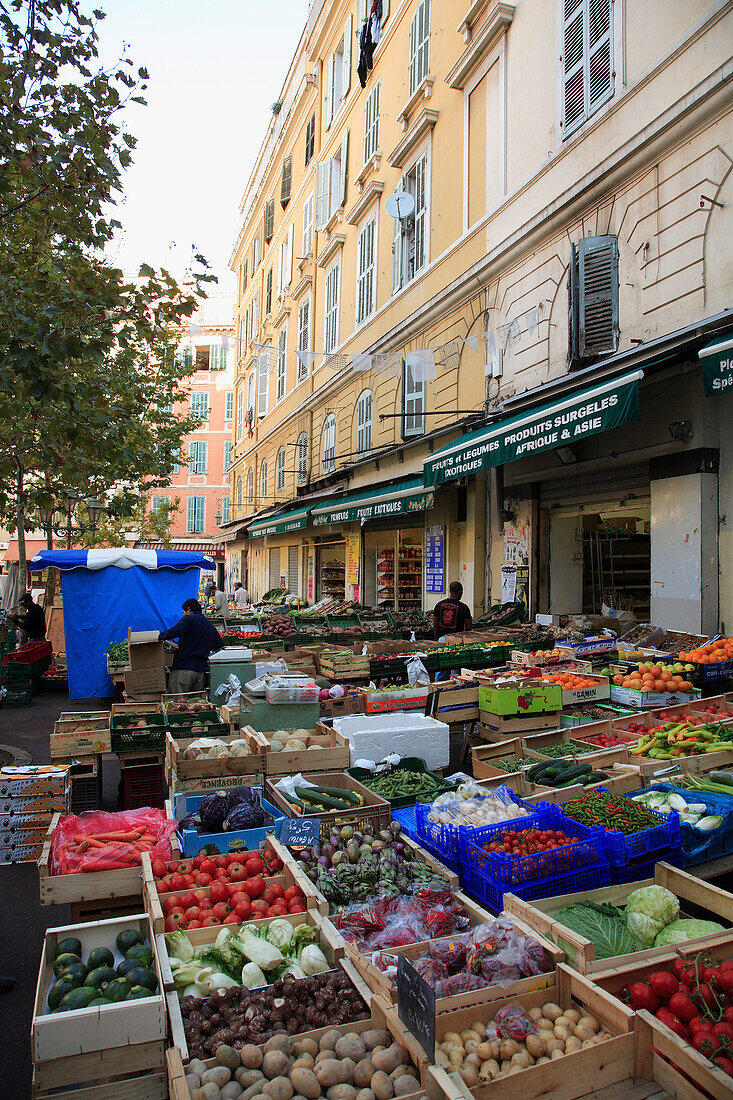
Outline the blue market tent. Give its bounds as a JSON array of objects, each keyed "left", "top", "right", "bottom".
[{"left": 30, "top": 548, "right": 215, "bottom": 699}]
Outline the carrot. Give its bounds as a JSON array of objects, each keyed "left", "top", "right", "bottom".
[{"left": 89, "top": 831, "right": 143, "bottom": 842}]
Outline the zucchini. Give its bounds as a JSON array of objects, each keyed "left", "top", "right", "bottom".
[
  {"left": 707, "top": 770, "right": 733, "bottom": 787},
  {"left": 584, "top": 771, "right": 608, "bottom": 784},
  {"left": 295, "top": 786, "right": 352, "bottom": 810},
  {"left": 315, "top": 785, "right": 362, "bottom": 806},
  {"left": 558, "top": 763, "right": 593, "bottom": 782},
  {"left": 526, "top": 762, "right": 548, "bottom": 782}
]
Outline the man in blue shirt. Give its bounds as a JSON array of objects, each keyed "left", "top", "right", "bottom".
[{"left": 159, "top": 598, "right": 224, "bottom": 694}]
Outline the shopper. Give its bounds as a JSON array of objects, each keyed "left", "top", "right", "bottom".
[
  {"left": 211, "top": 586, "right": 227, "bottom": 615},
  {"left": 234, "top": 582, "right": 249, "bottom": 609},
  {"left": 159, "top": 598, "right": 224, "bottom": 693},
  {"left": 432, "top": 581, "right": 473, "bottom": 639},
  {"left": 8, "top": 593, "right": 46, "bottom": 641}
]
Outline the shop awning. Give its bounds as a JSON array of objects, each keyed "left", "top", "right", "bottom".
[
  {"left": 248, "top": 504, "right": 312, "bottom": 537},
  {"left": 424, "top": 370, "right": 643, "bottom": 486},
  {"left": 312, "top": 477, "right": 435, "bottom": 525},
  {"left": 699, "top": 336, "right": 733, "bottom": 396},
  {"left": 2, "top": 539, "right": 48, "bottom": 563}
]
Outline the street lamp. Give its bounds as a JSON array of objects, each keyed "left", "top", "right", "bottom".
[
  {"left": 44, "top": 494, "right": 106, "bottom": 549},
  {"left": 214, "top": 509, "right": 223, "bottom": 526}
]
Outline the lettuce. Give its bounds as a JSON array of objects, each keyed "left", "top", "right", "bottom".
[
  {"left": 625, "top": 885, "right": 679, "bottom": 928},
  {"left": 555, "top": 902, "right": 643, "bottom": 960},
  {"left": 654, "top": 918, "right": 725, "bottom": 947},
  {"left": 626, "top": 911, "right": 664, "bottom": 948}
]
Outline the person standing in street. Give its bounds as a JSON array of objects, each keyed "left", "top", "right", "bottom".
[
  {"left": 432, "top": 581, "right": 473, "bottom": 639},
  {"left": 8, "top": 593, "right": 46, "bottom": 641},
  {"left": 159, "top": 598, "right": 224, "bottom": 693},
  {"left": 211, "top": 585, "right": 227, "bottom": 615},
  {"left": 234, "top": 582, "right": 249, "bottom": 610}
]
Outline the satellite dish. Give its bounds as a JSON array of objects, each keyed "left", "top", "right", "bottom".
[{"left": 385, "top": 191, "right": 415, "bottom": 220}]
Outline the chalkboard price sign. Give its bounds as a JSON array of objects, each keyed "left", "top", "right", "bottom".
[
  {"left": 280, "top": 816, "right": 322, "bottom": 847},
  {"left": 396, "top": 955, "right": 436, "bottom": 1059}
]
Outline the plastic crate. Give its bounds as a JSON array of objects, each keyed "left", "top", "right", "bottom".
[
  {"left": 70, "top": 772, "right": 102, "bottom": 814},
  {"left": 175, "top": 788, "right": 285, "bottom": 856},
  {"left": 391, "top": 803, "right": 418, "bottom": 840},
  {"left": 346, "top": 757, "right": 459, "bottom": 809},
  {"left": 3, "top": 640, "right": 52, "bottom": 664},
  {"left": 415, "top": 790, "right": 535, "bottom": 872},
  {"left": 627, "top": 783, "right": 733, "bottom": 869},
  {"left": 120, "top": 761, "right": 164, "bottom": 810},
  {"left": 560, "top": 789, "right": 682, "bottom": 867},
  {"left": 1, "top": 683, "right": 33, "bottom": 707},
  {"left": 462, "top": 859, "right": 611, "bottom": 914},
  {"left": 609, "top": 847, "right": 684, "bottom": 884}
]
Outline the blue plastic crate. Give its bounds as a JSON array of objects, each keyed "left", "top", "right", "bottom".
[
  {"left": 391, "top": 804, "right": 418, "bottom": 840},
  {"left": 560, "top": 790, "right": 681, "bottom": 867},
  {"left": 609, "top": 847, "right": 684, "bottom": 885},
  {"left": 462, "top": 861, "right": 611, "bottom": 914},
  {"left": 415, "top": 789, "right": 535, "bottom": 872},
  {"left": 626, "top": 783, "right": 733, "bottom": 869},
  {"left": 174, "top": 787, "right": 285, "bottom": 856}
]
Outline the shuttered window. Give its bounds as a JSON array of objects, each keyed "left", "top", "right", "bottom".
[
  {"left": 357, "top": 216, "right": 376, "bottom": 324},
  {"left": 261, "top": 459, "right": 268, "bottom": 499},
  {"left": 409, "top": 0, "right": 430, "bottom": 96},
  {"left": 221, "top": 496, "right": 230, "bottom": 524},
  {"left": 277, "top": 326, "right": 287, "bottom": 401},
  {"left": 393, "top": 152, "right": 428, "bottom": 293},
  {"left": 297, "top": 431, "right": 308, "bottom": 485},
  {"left": 401, "top": 359, "right": 425, "bottom": 438},
  {"left": 189, "top": 440, "right": 208, "bottom": 475},
  {"left": 562, "top": 0, "right": 614, "bottom": 138},
  {"left": 241, "top": 260, "right": 248, "bottom": 295},
  {"left": 151, "top": 495, "right": 170, "bottom": 515},
  {"left": 183, "top": 345, "right": 194, "bottom": 369},
  {"left": 223, "top": 441, "right": 232, "bottom": 473},
  {"left": 357, "top": 389, "right": 372, "bottom": 454},
  {"left": 364, "top": 80, "right": 380, "bottom": 162},
  {"left": 569, "top": 235, "right": 619, "bottom": 360},
  {"left": 209, "top": 344, "right": 226, "bottom": 370},
  {"left": 323, "top": 414, "right": 336, "bottom": 474},
  {"left": 265, "top": 267, "right": 273, "bottom": 316},
  {"left": 236, "top": 386, "right": 244, "bottom": 442},
  {"left": 257, "top": 357, "right": 269, "bottom": 417},
  {"left": 247, "top": 468, "right": 254, "bottom": 505},
  {"left": 315, "top": 161, "right": 330, "bottom": 231},
  {"left": 304, "top": 113, "right": 315, "bottom": 166},
  {"left": 236, "top": 478, "right": 242, "bottom": 507},
  {"left": 288, "top": 545, "right": 299, "bottom": 595},
  {"left": 264, "top": 198, "right": 275, "bottom": 243},
  {"left": 190, "top": 391, "right": 209, "bottom": 420},
  {"left": 324, "top": 260, "right": 340, "bottom": 354},
  {"left": 269, "top": 547, "right": 281, "bottom": 589},
  {"left": 297, "top": 297, "right": 311, "bottom": 381},
  {"left": 186, "top": 496, "right": 205, "bottom": 533},
  {"left": 280, "top": 156, "right": 292, "bottom": 207},
  {"left": 302, "top": 194, "right": 314, "bottom": 257},
  {"left": 225, "top": 391, "right": 234, "bottom": 421},
  {"left": 276, "top": 447, "right": 286, "bottom": 491},
  {"left": 252, "top": 234, "right": 261, "bottom": 270}
]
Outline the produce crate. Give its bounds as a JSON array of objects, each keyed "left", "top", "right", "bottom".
[
  {"left": 624, "top": 781, "right": 733, "bottom": 868},
  {"left": 110, "top": 711, "right": 168, "bottom": 753},
  {"left": 68, "top": 759, "right": 102, "bottom": 814},
  {"left": 608, "top": 847, "right": 684, "bottom": 883},
  {"left": 4, "top": 639, "right": 52, "bottom": 663},
  {"left": 560, "top": 703, "right": 637, "bottom": 726},
  {"left": 415, "top": 790, "right": 535, "bottom": 873},
  {"left": 265, "top": 771, "right": 392, "bottom": 838},
  {"left": 246, "top": 723, "right": 350, "bottom": 775},
  {"left": 610, "top": 682, "right": 702, "bottom": 708},
  {"left": 326, "top": 612, "right": 362, "bottom": 629},
  {"left": 503, "top": 861, "right": 733, "bottom": 974},
  {"left": 166, "top": 730, "right": 265, "bottom": 780},
  {"left": 33, "top": 1052, "right": 166, "bottom": 1100},
  {"left": 31, "top": 913, "right": 166, "bottom": 1063},
  {"left": 428, "top": 680, "right": 479, "bottom": 724},
  {"left": 50, "top": 712, "right": 111, "bottom": 757},
  {"left": 478, "top": 680, "right": 563, "bottom": 716},
  {"left": 346, "top": 756, "right": 459, "bottom": 809},
  {"left": 634, "top": 1008, "right": 733, "bottom": 1100},
  {"left": 532, "top": 673, "right": 611, "bottom": 706},
  {"left": 165, "top": 710, "right": 229, "bottom": 738},
  {"left": 166, "top": 769, "right": 265, "bottom": 797},
  {"left": 172, "top": 785, "right": 285, "bottom": 856},
  {"left": 319, "top": 648, "right": 371, "bottom": 679},
  {"left": 37, "top": 813, "right": 144, "bottom": 908},
  {"left": 522, "top": 728, "right": 635, "bottom": 767},
  {"left": 1, "top": 682, "right": 33, "bottom": 707},
  {"left": 478, "top": 711, "right": 560, "bottom": 738},
  {"left": 120, "top": 756, "right": 165, "bottom": 810},
  {"left": 558, "top": 788, "right": 682, "bottom": 868},
  {"left": 689, "top": 691, "right": 733, "bottom": 723},
  {"left": 522, "top": 764, "right": 643, "bottom": 803},
  {"left": 161, "top": 692, "right": 210, "bottom": 712},
  {"left": 320, "top": 692, "right": 367, "bottom": 718},
  {"left": 360, "top": 685, "right": 430, "bottom": 713}
]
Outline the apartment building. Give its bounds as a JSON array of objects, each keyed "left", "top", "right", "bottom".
[{"left": 225, "top": 0, "right": 733, "bottom": 631}]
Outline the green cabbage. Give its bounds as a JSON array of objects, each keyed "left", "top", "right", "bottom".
[
  {"left": 625, "top": 885, "right": 679, "bottom": 928},
  {"left": 626, "top": 911, "right": 664, "bottom": 948},
  {"left": 654, "top": 918, "right": 725, "bottom": 946},
  {"left": 555, "top": 902, "right": 643, "bottom": 960}
]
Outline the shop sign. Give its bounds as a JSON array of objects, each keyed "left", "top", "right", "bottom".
[
  {"left": 314, "top": 490, "right": 434, "bottom": 526},
  {"left": 424, "top": 373, "right": 641, "bottom": 486},
  {"left": 699, "top": 338, "right": 733, "bottom": 396},
  {"left": 249, "top": 514, "right": 309, "bottom": 537},
  {"left": 346, "top": 534, "right": 360, "bottom": 586},
  {"left": 425, "top": 525, "right": 444, "bottom": 593}
]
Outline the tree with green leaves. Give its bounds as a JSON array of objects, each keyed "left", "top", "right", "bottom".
[{"left": 0, "top": 1, "right": 215, "bottom": 591}]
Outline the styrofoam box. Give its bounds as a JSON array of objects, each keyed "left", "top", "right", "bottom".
[{"left": 332, "top": 713, "right": 450, "bottom": 771}]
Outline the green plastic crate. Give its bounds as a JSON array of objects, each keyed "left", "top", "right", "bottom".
[
  {"left": 346, "top": 757, "right": 459, "bottom": 809},
  {"left": 110, "top": 712, "right": 167, "bottom": 753},
  {"left": 326, "top": 613, "right": 362, "bottom": 629},
  {"left": 1, "top": 683, "right": 33, "bottom": 707}
]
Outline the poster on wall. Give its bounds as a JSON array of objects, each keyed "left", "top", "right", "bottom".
[
  {"left": 503, "top": 523, "right": 530, "bottom": 608},
  {"left": 346, "top": 534, "right": 360, "bottom": 586},
  {"left": 425, "top": 526, "right": 445, "bottom": 594},
  {"left": 307, "top": 555, "right": 314, "bottom": 602}
]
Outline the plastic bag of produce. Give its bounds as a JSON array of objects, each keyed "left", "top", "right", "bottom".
[
  {"left": 492, "top": 1001, "right": 539, "bottom": 1041},
  {"left": 406, "top": 654, "right": 430, "bottom": 686},
  {"left": 429, "top": 935, "right": 469, "bottom": 973},
  {"left": 413, "top": 957, "right": 448, "bottom": 988},
  {"left": 214, "top": 673, "right": 242, "bottom": 705},
  {"left": 50, "top": 807, "right": 177, "bottom": 874}
]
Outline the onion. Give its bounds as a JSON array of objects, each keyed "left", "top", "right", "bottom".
[{"left": 392, "top": 842, "right": 405, "bottom": 855}]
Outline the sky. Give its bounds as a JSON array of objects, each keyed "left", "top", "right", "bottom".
[{"left": 93, "top": 0, "right": 307, "bottom": 291}]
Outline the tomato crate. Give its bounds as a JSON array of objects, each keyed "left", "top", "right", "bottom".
[
  {"left": 415, "top": 791, "right": 535, "bottom": 873},
  {"left": 559, "top": 789, "right": 682, "bottom": 867}
]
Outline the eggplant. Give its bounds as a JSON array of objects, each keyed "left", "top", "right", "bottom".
[
  {"left": 362, "top": 824, "right": 374, "bottom": 836},
  {"left": 298, "top": 850, "right": 312, "bottom": 863},
  {"left": 321, "top": 844, "right": 334, "bottom": 860},
  {"left": 329, "top": 834, "right": 341, "bottom": 849},
  {"left": 347, "top": 840, "right": 360, "bottom": 864},
  {"left": 390, "top": 821, "right": 402, "bottom": 837},
  {"left": 371, "top": 841, "right": 386, "bottom": 852},
  {"left": 392, "top": 842, "right": 405, "bottom": 855},
  {"left": 331, "top": 851, "right": 345, "bottom": 865},
  {"left": 317, "top": 856, "right": 330, "bottom": 868},
  {"left": 311, "top": 843, "right": 321, "bottom": 859}
]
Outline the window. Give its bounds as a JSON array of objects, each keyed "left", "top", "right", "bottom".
[
  {"left": 236, "top": 477, "right": 242, "bottom": 507},
  {"left": 325, "top": 15, "right": 352, "bottom": 129},
  {"left": 304, "top": 112, "right": 315, "bottom": 165},
  {"left": 150, "top": 495, "right": 170, "bottom": 515},
  {"left": 171, "top": 448, "right": 180, "bottom": 475},
  {"left": 265, "top": 267, "right": 273, "bottom": 315},
  {"left": 563, "top": 0, "right": 614, "bottom": 138},
  {"left": 393, "top": 150, "right": 428, "bottom": 292},
  {"left": 323, "top": 259, "right": 340, "bottom": 354},
  {"left": 183, "top": 345, "right": 194, "bottom": 369},
  {"left": 261, "top": 459, "right": 268, "bottom": 499},
  {"left": 409, "top": 0, "right": 430, "bottom": 96},
  {"left": 302, "top": 194, "right": 314, "bottom": 257},
  {"left": 209, "top": 344, "right": 227, "bottom": 370},
  {"left": 357, "top": 0, "right": 390, "bottom": 28},
  {"left": 569, "top": 235, "right": 619, "bottom": 362},
  {"left": 247, "top": 373, "right": 255, "bottom": 421},
  {"left": 277, "top": 225, "right": 294, "bottom": 299},
  {"left": 401, "top": 358, "right": 425, "bottom": 437},
  {"left": 264, "top": 198, "right": 275, "bottom": 243},
  {"left": 221, "top": 496, "right": 231, "bottom": 525},
  {"left": 288, "top": 545, "right": 299, "bottom": 595},
  {"left": 186, "top": 496, "right": 205, "bottom": 533},
  {"left": 297, "top": 431, "right": 308, "bottom": 485},
  {"left": 297, "top": 297, "right": 311, "bottom": 381},
  {"left": 240, "top": 260, "right": 248, "bottom": 295},
  {"left": 315, "top": 130, "right": 349, "bottom": 229},
  {"left": 225, "top": 391, "right": 234, "bottom": 421},
  {"left": 237, "top": 318, "right": 245, "bottom": 359},
  {"left": 258, "top": 355, "right": 269, "bottom": 417},
  {"left": 247, "top": 467, "right": 254, "bottom": 505},
  {"left": 251, "top": 233, "right": 261, "bottom": 271},
  {"left": 357, "top": 390, "right": 373, "bottom": 453},
  {"left": 236, "top": 386, "right": 244, "bottom": 442},
  {"left": 248, "top": 291, "right": 260, "bottom": 343},
  {"left": 280, "top": 156, "right": 292, "bottom": 207},
  {"left": 191, "top": 391, "right": 209, "bottom": 420},
  {"left": 364, "top": 80, "right": 380, "bottom": 162},
  {"left": 223, "top": 441, "right": 232, "bottom": 473},
  {"left": 277, "top": 326, "right": 287, "bottom": 400},
  {"left": 357, "top": 216, "right": 377, "bottom": 323},
  {"left": 276, "top": 446, "right": 286, "bottom": 491},
  {"left": 189, "top": 440, "right": 208, "bottom": 475},
  {"left": 323, "top": 413, "right": 336, "bottom": 474}
]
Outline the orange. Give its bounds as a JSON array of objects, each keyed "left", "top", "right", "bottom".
[
  {"left": 654, "top": 679, "right": 666, "bottom": 691},
  {"left": 613, "top": 675, "right": 624, "bottom": 685}
]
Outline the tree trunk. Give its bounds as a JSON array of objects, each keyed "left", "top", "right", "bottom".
[{"left": 16, "top": 461, "right": 27, "bottom": 596}]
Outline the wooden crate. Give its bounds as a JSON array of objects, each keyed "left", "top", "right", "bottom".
[
  {"left": 349, "top": 908, "right": 563, "bottom": 1011},
  {"left": 630, "top": 746, "right": 733, "bottom": 778},
  {"left": 51, "top": 712, "right": 111, "bottom": 757},
  {"left": 522, "top": 762, "right": 642, "bottom": 803},
  {"left": 634, "top": 1008, "right": 733, "bottom": 1100},
  {"left": 37, "top": 813, "right": 144, "bottom": 908},
  {"left": 110, "top": 702, "right": 163, "bottom": 715},
  {"left": 320, "top": 693, "right": 367, "bottom": 718},
  {"left": 32, "top": 913, "right": 166, "bottom": 1063},
  {"left": 478, "top": 711, "right": 560, "bottom": 738},
  {"left": 166, "top": 768, "right": 265, "bottom": 797},
  {"left": 503, "top": 861, "right": 733, "bottom": 974},
  {"left": 429, "top": 682, "right": 479, "bottom": 724},
  {"left": 522, "top": 728, "right": 634, "bottom": 767},
  {"left": 418, "top": 965, "right": 634, "bottom": 1096},
  {"left": 320, "top": 651, "right": 371, "bottom": 679},
  {"left": 471, "top": 737, "right": 527, "bottom": 780},
  {"left": 32, "top": 1042, "right": 166, "bottom": 1100},
  {"left": 217, "top": 702, "right": 240, "bottom": 729},
  {"left": 165, "top": 729, "right": 265, "bottom": 781},
  {"left": 265, "top": 771, "right": 392, "bottom": 835},
  {"left": 245, "top": 723, "right": 351, "bottom": 774}
]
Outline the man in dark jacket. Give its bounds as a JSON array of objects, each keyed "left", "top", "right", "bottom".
[
  {"left": 159, "top": 598, "right": 224, "bottom": 693},
  {"left": 8, "top": 593, "right": 46, "bottom": 641},
  {"left": 432, "top": 582, "right": 473, "bottom": 639}
]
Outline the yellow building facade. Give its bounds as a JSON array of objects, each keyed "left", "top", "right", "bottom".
[{"left": 226, "top": 0, "right": 733, "bottom": 631}]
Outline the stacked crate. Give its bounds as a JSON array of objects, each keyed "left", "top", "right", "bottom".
[{"left": 0, "top": 764, "right": 71, "bottom": 865}]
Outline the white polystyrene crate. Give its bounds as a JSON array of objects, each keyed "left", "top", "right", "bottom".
[{"left": 332, "top": 713, "right": 450, "bottom": 771}]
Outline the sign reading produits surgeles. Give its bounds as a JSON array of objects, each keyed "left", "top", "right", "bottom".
[{"left": 424, "top": 373, "right": 641, "bottom": 486}]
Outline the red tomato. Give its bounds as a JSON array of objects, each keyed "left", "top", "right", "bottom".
[
  {"left": 689, "top": 1018, "right": 713, "bottom": 1036},
  {"left": 720, "top": 960, "right": 733, "bottom": 973},
  {"left": 243, "top": 876, "right": 265, "bottom": 898},
  {"left": 186, "top": 920, "right": 202, "bottom": 929},
  {"left": 725, "top": 1008, "right": 733, "bottom": 1025},
  {"left": 719, "top": 970, "right": 733, "bottom": 997},
  {"left": 704, "top": 966, "right": 722, "bottom": 990},
  {"left": 166, "top": 860, "right": 179, "bottom": 873},
  {"left": 152, "top": 859, "right": 168, "bottom": 879},
  {"left": 650, "top": 972, "right": 679, "bottom": 1001},
  {"left": 198, "top": 896, "right": 213, "bottom": 911},
  {"left": 693, "top": 1032, "right": 720, "bottom": 1055},
  {"left": 201, "top": 915, "right": 222, "bottom": 927},
  {"left": 169, "top": 873, "right": 187, "bottom": 893},
  {"left": 267, "top": 858, "right": 283, "bottom": 872},
  {"left": 228, "top": 863, "right": 248, "bottom": 882},
  {"left": 213, "top": 868, "right": 229, "bottom": 881},
  {"left": 156, "top": 879, "right": 171, "bottom": 895},
  {"left": 228, "top": 850, "right": 248, "bottom": 864},
  {"left": 213, "top": 855, "right": 228, "bottom": 869},
  {"left": 267, "top": 883, "right": 285, "bottom": 900},
  {"left": 181, "top": 874, "right": 195, "bottom": 889},
  {"left": 162, "top": 895, "right": 181, "bottom": 913},
  {"left": 199, "top": 858, "right": 216, "bottom": 875},
  {"left": 178, "top": 859, "right": 194, "bottom": 874},
  {"left": 212, "top": 901, "right": 232, "bottom": 920},
  {"left": 251, "top": 899, "right": 269, "bottom": 915},
  {"left": 235, "top": 900, "right": 253, "bottom": 920},
  {"left": 193, "top": 888, "right": 207, "bottom": 900},
  {"left": 223, "top": 912, "right": 240, "bottom": 925},
  {"left": 165, "top": 912, "right": 186, "bottom": 932},
  {"left": 288, "top": 902, "right": 307, "bottom": 914},
  {"left": 656, "top": 1009, "right": 687, "bottom": 1040},
  {"left": 179, "top": 892, "right": 198, "bottom": 911},
  {"left": 284, "top": 885, "right": 304, "bottom": 902},
  {"left": 245, "top": 856, "right": 265, "bottom": 877},
  {"left": 695, "top": 983, "right": 717, "bottom": 1011},
  {"left": 209, "top": 881, "right": 229, "bottom": 904},
  {"left": 195, "top": 873, "right": 212, "bottom": 888},
  {"left": 230, "top": 891, "right": 250, "bottom": 907},
  {"left": 714, "top": 1055, "right": 733, "bottom": 1078},
  {"left": 192, "top": 854, "right": 206, "bottom": 869},
  {"left": 262, "top": 887, "right": 278, "bottom": 905},
  {"left": 668, "top": 992, "right": 698, "bottom": 1022},
  {"left": 185, "top": 906, "right": 202, "bottom": 923},
  {"left": 712, "top": 1022, "right": 733, "bottom": 1042},
  {"left": 626, "top": 983, "right": 660, "bottom": 1013}
]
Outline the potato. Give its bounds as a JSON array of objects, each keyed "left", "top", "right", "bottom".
[
  {"left": 554, "top": 1016, "right": 573, "bottom": 1029},
  {"left": 263, "top": 1078, "right": 294, "bottom": 1100},
  {"left": 326, "top": 1086, "right": 357, "bottom": 1100},
  {"left": 458, "top": 1066, "right": 478, "bottom": 1087},
  {"left": 316, "top": 1062, "right": 352, "bottom": 1089},
  {"left": 564, "top": 1009, "right": 581, "bottom": 1024},
  {"left": 190, "top": 1061, "right": 209, "bottom": 1078},
  {"left": 393, "top": 1077, "right": 417, "bottom": 1097},
  {"left": 370, "top": 1071, "right": 393, "bottom": 1100},
  {"left": 203, "top": 1067, "right": 232, "bottom": 1088},
  {"left": 389, "top": 1068, "right": 416, "bottom": 1082},
  {"left": 240, "top": 1083, "right": 270, "bottom": 1100},
  {"left": 353, "top": 1060, "right": 374, "bottom": 1089},
  {"left": 241, "top": 1049, "right": 265, "bottom": 1071},
  {"left": 535, "top": 1057, "right": 550, "bottom": 1065},
  {"left": 581, "top": 1039, "right": 596, "bottom": 1050},
  {"left": 435, "top": 1051, "right": 450, "bottom": 1070},
  {"left": 340, "top": 1060, "right": 357, "bottom": 1083},
  {"left": 319, "top": 1031, "right": 344, "bottom": 1053},
  {"left": 185, "top": 1077, "right": 202, "bottom": 1092},
  {"left": 263, "top": 1052, "right": 290, "bottom": 1081},
  {"left": 470, "top": 1020, "right": 486, "bottom": 1037},
  {"left": 499, "top": 1040, "right": 518, "bottom": 1061},
  {"left": 537, "top": 1018, "right": 553, "bottom": 1031},
  {"left": 336, "top": 1036, "right": 366, "bottom": 1062},
  {"left": 464, "top": 1039, "right": 480, "bottom": 1055},
  {"left": 542, "top": 1003, "right": 563, "bottom": 1022},
  {"left": 526, "top": 1035, "right": 545, "bottom": 1059},
  {"left": 292, "top": 1056, "right": 315, "bottom": 1073},
  {"left": 372, "top": 1047, "right": 403, "bottom": 1075},
  {"left": 565, "top": 1037, "right": 582, "bottom": 1054},
  {"left": 553, "top": 1025, "right": 570, "bottom": 1042},
  {"left": 573, "top": 1024, "right": 596, "bottom": 1043},
  {"left": 222, "top": 1086, "right": 243, "bottom": 1100},
  {"left": 460, "top": 1029, "right": 482, "bottom": 1044},
  {"left": 500, "top": 1060, "right": 511, "bottom": 1073},
  {"left": 356, "top": 1091, "right": 375, "bottom": 1100},
  {"left": 293, "top": 1040, "right": 319, "bottom": 1059},
  {"left": 478, "top": 1060, "right": 499, "bottom": 1082},
  {"left": 578, "top": 1016, "right": 600, "bottom": 1034},
  {"left": 216, "top": 1046, "right": 241, "bottom": 1073},
  {"left": 315, "top": 1053, "right": 333, "bottom": 1067},
  {"left": 362, "top": 1031, "right": 391, "bottom": 1052},
  {"left": 290, "top": 1069, "right": 321, "bottom": 1100},
  {"left": 544, "top": 1039, "right": 564, "bottom": 1055},
  {"left": 442, "top": 1032, "right": 463, "bottom": 1048},
  {"left": 447, "top": 1051, "right": 463, "bottom": 1069},
  {"left": 539, "top": 1030, "right": 555, "bottom": 1044},
  {"left": 550, "top": 1049, "right": 565, "bottom": 1060},
  {"left": 265, "top": 1036, "right": 294, "bottom": 1056},
  {"left": 236, "top": 1071, "right": 266, "bottom": 1090},
  {"left": 528, "top": 1007, "right": 543, "bottom": 1021},
  {"left": 476, "top": 1042, "right": 494, "bottom": 1062}
]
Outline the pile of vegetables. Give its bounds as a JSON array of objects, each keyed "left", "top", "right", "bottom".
[
  {"left": 629, "top": 720, "right": 733, "bottom": 759},
  {"left": 153, "top": 848, "right": 283, "bottom": 893},
  {"left": 530, "top": 741, "right": 601, "bottom": 758},
  {"left": 166, "top": 697, "right": 212, "bottom": 713},
  {"left": 106, "top": 640, "right": 129, "bottom": 664},
  {"left": 262, "top": 613, "right": 297, "bottom": 637},
  {"left": 355, "top": 768, "right": 448, "bottom": 801},
  {"left": 296, "top": 822, "right": 447, "bottom": 907},
  {"left": 182, "top": 739, "right": 252, "bottom": 761},
  {"left": 561, "top": 789, "right": 669, "bottom": 834},
  {"left": 631, "top": 789, "right": 722, "bottom": 830},
  {"left": 46, "top": 928, "right": 158, "bottom": 1014},
  {"left": 181, "top": 971, "right": 369, "bottom": 1058},
  {"left": 436, "top": 1001, "right": 612, "bottom": 1083},
  {"left": 180, "top": 788, "right": 275, "bottom": 836},
  {"left": 681, "top": 771, "right": 733, "bottom": 796},
  {"left": 488, "top": 756, "right": 537, "bottom": 772},
  {"left": 50, "top": 807, "right": 175, "bottom": 874},
  {"left": 525, "top": 759, "right": 610, "bottom": 789},
  {"left": 167, "top": 920, "right": 331, "bottom": 997},
  {"left": 266, "top": 730, "right": 324, "bottom": 753},
  {"left": 617, "top": 951, "right": 733, "bottom": 1080},
  {"left": 425, "top": 789, "right": 529, "bottom": 829},
  {"left": 278, "top": 784, "right": 365, "bottom": 815},
  {"left": 335, "top": 888, "right": 472, "bottom": 950},
  {"left": 182, "top": 1025, "right": 421, "bottom": 1100}
]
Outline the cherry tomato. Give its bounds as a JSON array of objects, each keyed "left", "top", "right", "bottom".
[
  {"left": 209, "top": 881, "right": 229, "bottom": 904},
  {"left": 713, "top": 1055, "right": 733, "bottom": 1078},
  {"left": 656, "top": 1009, "right": 688, "bottom": 1040},
  {"left": 693, "top": 1032, "right": 721, "bottom": 1055},
  {"left": 719, "top": 970, "right": 733, "bottom": 997},
  {"left": 268, "top": 858, "right": 284, "bottom": 872},
  {"left": 650, "top": 972, "right": 679, "bottom": 1001},
  {"left": 694, "top": 983, "right": 717, "bottom": 1011},
  {"left": 712, "top": 1022, "right": 733, "bottom": 1042},
  {"left": 688, "top": 1018, "right": 713, "bottom": 1036},
  {"left": 704, "top": 966, "right": 722, "bottom": 990}
]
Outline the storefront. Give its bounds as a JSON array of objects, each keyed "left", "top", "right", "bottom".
[{"left": 247, "top": 505, "right": 311, "bottom": 600}]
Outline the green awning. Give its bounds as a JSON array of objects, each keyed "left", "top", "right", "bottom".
[
  {"left": 248, "top": 505, "right": 312, "bottom": 537},
  {"left": 699, "top": 336, "right": 733, "bottom": 396},
  {"left": 424, "top": 370, "right": 643, "bottom": 486},
  {"left": 312, "top": 477, "right": 434, "bottom": 526}
]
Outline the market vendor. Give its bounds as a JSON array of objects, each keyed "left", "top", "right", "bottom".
[
  {"left": 432, "top": 581, "right": 473, "bottom": 639},
  {"left": 158, "top": 597, "right": 224, "bottom": 693},
  {"left": 7, "top": 593, "right": 47, "bottom": 641},
  {"left": 234, "top": 581, "right": 249, "bottom": 609},
  {"left": 210, "top": 585, "right": 227, "bottom": 615}
]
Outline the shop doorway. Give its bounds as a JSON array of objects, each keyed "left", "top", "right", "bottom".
[{"left": 316, "top": 540, "right": 345, "bottom": 601}]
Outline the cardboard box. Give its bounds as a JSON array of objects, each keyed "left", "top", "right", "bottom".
[
  {"left": 610, "top": 684, "right": 701, "bottom": 709},
  {"left": 477, "top": 681, "right": 562, "bottom": 716},
  {"left": 0, "top": 766, "right": 71, "bottom": 799},
  {"left": 359, "top": 686, "right": 429, "bottom": 713},
  {"left": 125, "top": 629, "right": 166, "bottom": 697},
  {"left": 557, "top": 637, "right": 617, "bottom": 657},
  {"left": 124, "top": 667, "right": 166, "bottom": 697}
]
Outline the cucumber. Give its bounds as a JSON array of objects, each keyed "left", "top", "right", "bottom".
[
  {"left": 526, "top": 762, "right": 548, "bottom": 782},
  {"left": 295, "top": 786, "right": 352, "bottom": 810},
  {"left": 558, "top": 763, "right": 593, "bottom": 783},
  {"left": 315, "top": 785, "right": 362, "bottom": 806},
  {"left": 708, "top": 770, "right": 733, "bottom": 787}
]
